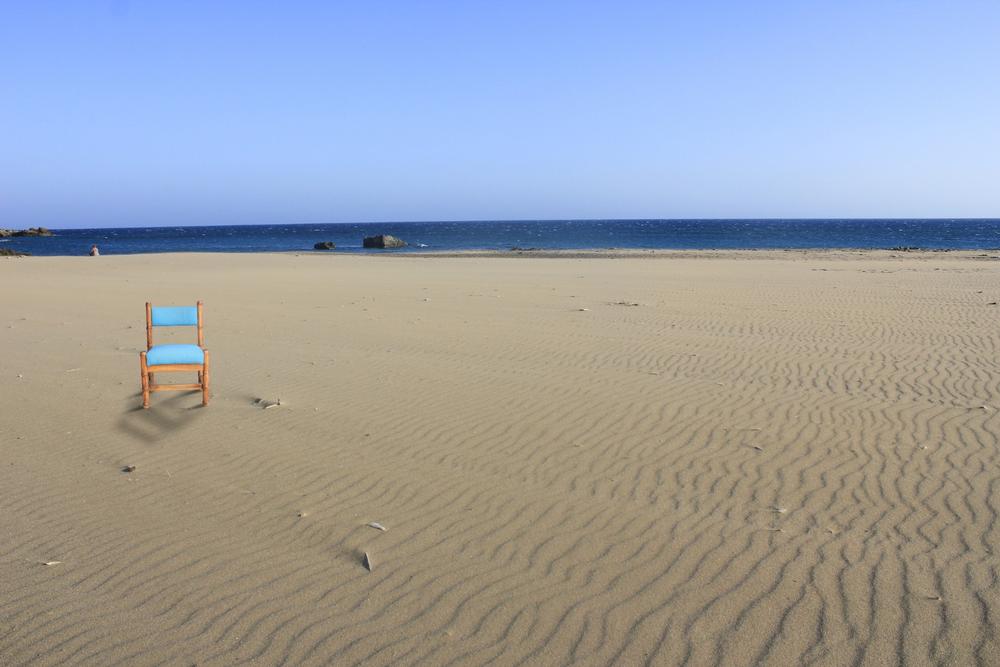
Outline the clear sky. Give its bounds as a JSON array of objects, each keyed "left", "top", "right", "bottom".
[{"left": 3, "top": 1, "right": 999, "bottom": 228}]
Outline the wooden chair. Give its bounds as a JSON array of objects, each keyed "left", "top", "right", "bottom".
[{"left": 139, "top": 301, "right": 210, "bottom": 408}]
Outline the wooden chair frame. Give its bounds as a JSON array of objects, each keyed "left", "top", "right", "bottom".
[{"left": 139, "top": 301, "right": 210, "bottom": 408}]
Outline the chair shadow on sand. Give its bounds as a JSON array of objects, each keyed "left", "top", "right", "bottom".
[{"left": 117, "top": 389, "right": 206, "bottom": 444}]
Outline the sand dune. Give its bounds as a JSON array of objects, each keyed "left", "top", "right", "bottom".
[{"left": 2, "top": 251, "right": 998, "bottom": 666}]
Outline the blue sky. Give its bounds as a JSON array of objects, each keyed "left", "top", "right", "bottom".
[{"left": 3, "top": 1, "right": 999, "bottom": 228}]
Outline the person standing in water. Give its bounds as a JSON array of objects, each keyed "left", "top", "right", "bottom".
[{"left": 89, "top": 244, "right": 100, "bottom": 256}]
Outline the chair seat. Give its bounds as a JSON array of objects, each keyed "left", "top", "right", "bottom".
[{"left": 147, "top": 344, "right": 205, "bottom": 366}]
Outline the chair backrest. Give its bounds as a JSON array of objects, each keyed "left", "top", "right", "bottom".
[
  {"left": 146, "top": 301, "right": 204, "bottom": 348},
  {"left": 151, "top": 306, "right": 198, "bottom": 326}
]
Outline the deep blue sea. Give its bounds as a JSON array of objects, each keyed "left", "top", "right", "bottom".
[{"left": 5, "top": 219, "right": 1000, "bottom": 256}]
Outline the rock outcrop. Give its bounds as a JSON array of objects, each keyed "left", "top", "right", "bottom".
[
  {"left": 362, "top": 234, "right": 407, "bottom": 249},
  {"left": 313, "top": 241, "right": 336, "bottom": 250},
  {"left": 0, "top": 227, "right": 53, "bottom": 237}
]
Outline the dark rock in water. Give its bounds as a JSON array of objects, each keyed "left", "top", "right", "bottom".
[
  {"left": 17, "top": 227, "right": 52, "bottom": 237},
  {"left": 1, "top": 227, "right": 52, "bottom": 238},
  {"left": 363, "top": 234, "right": 407, "bottom": 249},
  {"left": 0, "top": 247, "right": 30, "bottom": 256},
  {"left": 313, "top": 241, "right": 336, "bottom": 250}
]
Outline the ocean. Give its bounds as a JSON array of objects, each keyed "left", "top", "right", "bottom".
[{"left": 5, "top": 219, "right": 1000, "bottom": 256}]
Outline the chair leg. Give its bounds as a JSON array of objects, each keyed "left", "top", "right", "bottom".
[
  {"left": 201, "top": 351, "right": 210, "bottom": 406},
  {"left": 139, "top": 352, "right": 150, "bottom": 408}
]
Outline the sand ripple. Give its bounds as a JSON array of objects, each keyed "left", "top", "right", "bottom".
[{"left": 1, "top": 252, "right": 998, "bottom": 665}]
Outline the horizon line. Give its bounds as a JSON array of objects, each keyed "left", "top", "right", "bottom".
[{"left": 25, "top": 216, "right": 1000, "bottom": 231}]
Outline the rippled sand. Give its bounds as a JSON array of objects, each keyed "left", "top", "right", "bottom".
[{"left": 2, "top": 250, "right": 998, "bottom": 666}]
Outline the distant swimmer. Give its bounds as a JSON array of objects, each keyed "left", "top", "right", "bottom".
[{"left": 89, "top": 244, "right": 100, "bottom": 256}]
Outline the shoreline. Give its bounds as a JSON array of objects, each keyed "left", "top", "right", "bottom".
[
  {"left": 7, "top": 247, "right": 1000, "bottom": 261},
  {"left": 361, "top": 247, "right": 1000, "bottom": 260}
]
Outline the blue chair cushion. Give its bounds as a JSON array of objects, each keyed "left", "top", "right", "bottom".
[
  {"left": 146, "top": 344, "right": 205, "bottom": 365},
  {"left": 151, "top": 306, "right": 198, "bottom": 327}
]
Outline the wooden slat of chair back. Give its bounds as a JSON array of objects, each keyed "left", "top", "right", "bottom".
[
  {"left": 197, "top": 301, "right": 204, "bottom": 347},
  {"left": 145, "top": 302, "right": 153, "bottom": 349}
]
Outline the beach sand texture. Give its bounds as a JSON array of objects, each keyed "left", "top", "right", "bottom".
[{"left": 2, "top": 252, "right": 999, "bottom": 666}]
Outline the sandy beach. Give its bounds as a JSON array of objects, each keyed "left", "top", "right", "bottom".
[{"left": 2, "top": 250, "right": 998, "bottom": 666}]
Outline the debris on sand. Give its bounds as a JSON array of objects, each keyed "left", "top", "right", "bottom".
[
  {"left": 254, "top": 398, "right": 282, "bottom": 409},
  {"left": 362, "top": 552, "right": 374, "bottom": 572},
  {"left": 366, "top": 522, "right": 387, "bottom": 531},
  {"left": 122, "top": 465, "right": 136, "bottom": 473}
]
